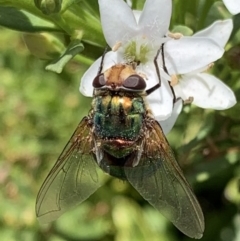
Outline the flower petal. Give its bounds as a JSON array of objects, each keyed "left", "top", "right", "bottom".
[
  {"left": 165, "top": 37, "right": 224, "bottom": 74},
  {"left": 142, "top": 62, "right": 175, "bottom": 120},
  {"left": 126, "top": 0, "right": 132, "bottom": 7},
  {"left": 133, "top": 10, "right": 141, "bottom": 23},
  {"left": 194, "top": 19, "right": 233, "bottom": 47},
  {"left": 144, "top": 65, "right": 173, "bottom": 120},
  {"left": 80, "top": 51, "right": 118, "bottom": 97},
  {"left": 159, "top": 99, "right": 183, "bottom": 135},
  {"left": 222, "top": 0, "right": 240, "bottom": 15},
  {"left": 176, "top": 73, "right": 236, "bottom": 110},
  {"left": 138, "top": 0, "right": 171, "bottom": 42},
  {"left": 98, "top": 0, "right": 137, "bottom": 47}
]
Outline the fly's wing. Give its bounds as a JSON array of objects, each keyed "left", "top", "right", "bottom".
[
  {"left": 36, "top": 117, "right": 103, "bottom": 223},
  {"left": 124, "top": 120, "right": 204, "bottom": 239}
]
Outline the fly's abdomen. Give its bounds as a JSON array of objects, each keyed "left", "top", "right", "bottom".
[{"left": 93, "top": 95, "right": 145, "bottom": 141}]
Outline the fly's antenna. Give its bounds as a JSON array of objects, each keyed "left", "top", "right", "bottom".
[
  {"left": 128, "top": 60, "right": 140, "bottom": 70},
  {"left": 97, "top": 46, "right": 109, "bottom": 75}
]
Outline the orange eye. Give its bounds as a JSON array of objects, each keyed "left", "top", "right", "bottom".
[
  {"left": 92, "top": 74, "right": 106, "bottom": 88},
  {"left": 123, "top": 75, "right": 146, "bottom": 90}
]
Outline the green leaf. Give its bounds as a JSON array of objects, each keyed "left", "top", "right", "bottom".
[
  {"left": 206, "top": 1, "right": 232, "bottom": 27},
  {"left": 23, "top": 32, "right": 65, "bottom": 60},
  {"left": 55, "top": 203, "right": 109, "bottom": 239},
  {"left": 61, "top": 0, "right": 80, "bottom": 12},
  {"left": 46, "top": 39, "right": 84, "bottom": 73},
  {"left": 171, "top": 25, "right": 193, "bottom": 36},
  {"left": 131, "top": 0, "right": 145, "bottom": 10},
  {"left": 224, "top": 176, "right": 240, "bottom": 205},
  {"left": 232, "top": 14, "right": 240, "bottom": 38},
  {"left": 0, "top": 6, "right": 61, "bottom": 32}
]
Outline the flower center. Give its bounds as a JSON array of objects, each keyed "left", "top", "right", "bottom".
[{"left": 122, "top": 36, "right": 153, "bottom": 64}]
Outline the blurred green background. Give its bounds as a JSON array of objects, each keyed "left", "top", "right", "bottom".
[{"left": 0, "top": 0, "right": 240, "bottom": 241}]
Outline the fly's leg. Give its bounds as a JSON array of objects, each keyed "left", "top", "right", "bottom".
[
  {"left": 161, "top": 44, "right": 169, "bottom": 75},
  {"left": 146, "top": 44, "right": 176, "bottom": 103},
  {"left": 97, "top": 46, "right": 109, "bottom": 75},
  {"left": 161, "top": 44, "right": 177, "bottom": 103},
  {"left": 146, "top": 47, "right": 162, "bottom": 95}
]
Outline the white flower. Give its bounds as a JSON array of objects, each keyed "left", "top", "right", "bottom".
[
  {"left": 163, "top": 18, "right": 229, "bottom": 76},
  {"left": 222, "top": 0, "right": 240, "bottom": 15},
  {"left": 80, "top": 0, "right": 174, "bottom": 122},
  {"left": 160, "top": 99, "right": 183, "bottom": 135},
  {"left": 169, "top": 20, "right": 236, "bottom": 110},
  {"left": 80, "top": 0, "right": 226, "bottom": 121},
  {"left": 173, "top": 73, "right": 236, "bottom": 110}
]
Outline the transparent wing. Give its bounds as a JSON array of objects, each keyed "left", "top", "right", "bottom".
[
  {"left": 124, "top": 120, "right": 204, "bottom": 239},
  {"left": 36, "top": 117, "right": 103, "bottom": 223}
]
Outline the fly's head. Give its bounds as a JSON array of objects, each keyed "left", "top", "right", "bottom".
[{"left": 92, "top": 64, "right": 146, "bottom": 92}]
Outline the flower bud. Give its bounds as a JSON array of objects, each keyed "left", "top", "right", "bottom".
[
  {"left": 34, "top": 0, "right": 62, "bottom": 15},
  {"left": 23, "top": 32, "right": 65, "bottom": 60}
]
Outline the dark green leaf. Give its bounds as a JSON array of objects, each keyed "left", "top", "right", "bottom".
[
  {"left": 0, "top": 6, "right": 61, "bottom": 32},
  {"left": 205, "top": 1, "right": 232, "bottom": 27},
  {"left": 46, "top": 39, "right": 84, "bottom": 73}
]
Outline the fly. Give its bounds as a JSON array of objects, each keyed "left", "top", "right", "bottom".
[{"left": 36, "top": 46, "right": 204, "bottom": 239}]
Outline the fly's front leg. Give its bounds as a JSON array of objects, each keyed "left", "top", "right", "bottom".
[
  {"left": 97, "top": 46, "right": 109, "bottom": 75},
  {"left": 146, "top": 47, "right": 162, "bottom": 96},
  {"left": 146, "top": 44, "right": 176, "bottom": 103}
]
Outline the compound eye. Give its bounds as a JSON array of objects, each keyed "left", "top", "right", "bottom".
[
  {"left": 123, "top": 74, "right": 146, "bottom": 90},
  {"left": 92, "top": 74, "right": 106, "bottom": 88}
]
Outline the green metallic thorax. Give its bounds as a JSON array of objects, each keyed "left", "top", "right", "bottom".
[{"left": 92, "top": 91, "right": 146, "bottom": 158}]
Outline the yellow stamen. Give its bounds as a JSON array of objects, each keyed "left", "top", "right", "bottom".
[
  {"left": 205, "top": 63, "right": 214, "bottom": 71},
  {"left": 168, "top": 32, "right": 183, "bottom": 40},
  {"left": 170, "top": 74, "right": 179, "bottom": 86},
  {"left": 112, "top": 41, "right": 122, "bottom": 52},
  {"left": 184, "top": 96, "right": 194, "bottom": 104}
]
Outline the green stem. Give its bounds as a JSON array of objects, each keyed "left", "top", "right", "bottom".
[
  {"left": 50, "top": 14, "right": 74, "bottom": 35},
  {"left": 74, "top": 54, "right": 94, "bottom": 66},
  {"left": 62, "top": 4, "right": 105, "bottom": 46}
]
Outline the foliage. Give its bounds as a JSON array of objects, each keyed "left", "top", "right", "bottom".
[{"left": 0, "top": 0, "right": 239, "bottom": 241}]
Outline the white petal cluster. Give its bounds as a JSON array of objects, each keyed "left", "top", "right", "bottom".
[
  {"left": 80, "top": 0, "right": 236, "bottom": 134},
  {"left": 170, "top": 20, "right": 236, "bottom": 110},
  {"left": 222, "top": 0, "right": 240, "bottom": 15}
]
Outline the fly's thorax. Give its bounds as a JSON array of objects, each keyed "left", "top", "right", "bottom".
[
  {"left": 92, "top": 91, "right": 146, "bottom": 141},
  {"left": 91, "top": 63, "right": 148, "bottom": 160}
]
